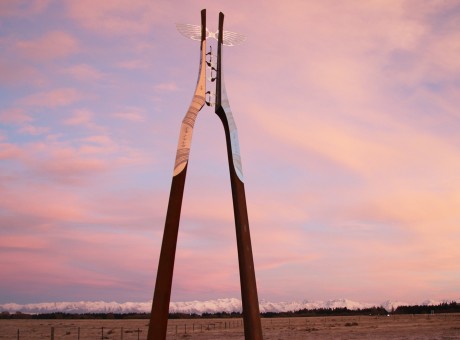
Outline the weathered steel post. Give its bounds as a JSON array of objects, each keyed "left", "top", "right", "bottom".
[
  {"left": 214, "top": 12, "right": 263, "bottom": 340},
  {"left": 147, "top": 10, "right": 207, "bottom": 340}
]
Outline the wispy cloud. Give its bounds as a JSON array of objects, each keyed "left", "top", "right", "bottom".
[
  {"left": 0, "top": 143, "right": 23, "bottom": 160},
  {"left": 61, "top": 64, "right": 105, "bottom": 82},
  {"left": 15, "top": 31, "right": 78, "bottom": 61},
  {"left": 18, "top": 124, "right": 49, "bottom": 135},
  {"left": 154, "top": 82, "right": 178, "bottom": 92},
  {"left": 115, "top": 59, "right": 150, "bottom": 70},
  {"left": 20, "top": 88, "right": 83, "bottom": 108},
  {"left": 0, "top": 108, "right": 33, "bottom": 124},
  {"left": 66, "top": 0, "right": 171, "bottom": 35},
  {"left": 0, "top": 58, "right": 45, "bottom": 86},
  {"left": 62, "top": 109, "right": 93, "bottom": 126},
  {"left": 114, "top": 108, "right": 145, "bottom": 122},
  {"left": 0, "top": 182, "right": 85, "bottom": 222},
  {"left": 0, "top": 0, "right": 50, "bottom": 17}
]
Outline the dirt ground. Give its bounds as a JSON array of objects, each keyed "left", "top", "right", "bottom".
[{"left": 1, "top": 314, "right": 459, "bottom": 339}]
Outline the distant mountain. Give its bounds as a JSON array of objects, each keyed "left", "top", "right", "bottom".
[
  {"left": 1, "top": 298, "right": 458, "bottom": 315},
  {"left": 0, "top": 301, "right": 151, "bottom": 315}
]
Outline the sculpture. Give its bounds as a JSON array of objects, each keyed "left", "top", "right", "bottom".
[{"left": 148, "top": 10, "right": 263, "bottom": 339}]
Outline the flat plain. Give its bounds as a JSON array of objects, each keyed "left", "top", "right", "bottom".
[{"left": 1, "top": 314, "right": 459, "bottom": 339}]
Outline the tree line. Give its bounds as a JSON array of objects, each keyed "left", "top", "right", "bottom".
[{"left": 392, "top": 301, "right": 459, "bottom": 314}]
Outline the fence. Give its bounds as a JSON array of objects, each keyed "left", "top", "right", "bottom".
[
  {"left": 2, "top": 318, "right": 245, "bottom": 339},
  {"left": 15, "top": 326, "right": 145, "bottom": 340},
  {"left": 2, "top": 314, "right": 459, "bottom": 339}
]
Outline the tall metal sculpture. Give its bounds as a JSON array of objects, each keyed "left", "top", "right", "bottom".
[{"left": 148, "top": 10, "right": 263, "bottom": 340}]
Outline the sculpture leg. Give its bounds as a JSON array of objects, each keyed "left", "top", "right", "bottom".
[
  {"left": 219, "top": 112, "right": 263, "bottom": 339},
  {"left": 232, "top": 178, "right": 263, "bottom": 340},
  {"left": 215, "top": 11, "right": 264, "bottom": 339},
  {"left": 147, "top": 167, "right": 187, "bottom": 340}
]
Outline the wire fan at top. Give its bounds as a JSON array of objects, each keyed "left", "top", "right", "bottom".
[
  {"left": 176, "top": 23, "right": 246, "bottom": 46},
  {"left": 176, "top": 23, "right": 203, "bottom": 41},
  {"left": 222, "top": 30, "right": 246, "bottom": 46}
]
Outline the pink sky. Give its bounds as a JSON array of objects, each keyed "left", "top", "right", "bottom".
[{"left": 1, "top": 0, "right": 459, "bottom": 305}]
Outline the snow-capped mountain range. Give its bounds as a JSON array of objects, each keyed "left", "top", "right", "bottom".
[{"left": 1, "top": 298, "right": 458, "bottom": 315}]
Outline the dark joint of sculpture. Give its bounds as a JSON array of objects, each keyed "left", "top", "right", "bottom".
[
  {"left": 206, "top": 47, "right": 217, "bottom": 82},
  {"left": 206, "top": 91, "right": 216, "bottom": 107}
]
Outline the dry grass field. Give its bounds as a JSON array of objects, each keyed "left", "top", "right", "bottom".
[{"left": 1, "top": 314, "right": 459, "bottom": 339}]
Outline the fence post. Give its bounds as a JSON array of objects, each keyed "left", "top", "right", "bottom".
[
  {"left": 121, "top": 327, "right": 123, "bottom": 340},
  {"left": 78, "top": 327, "right": 80, "bottom": 340},
  {"left": 137, "top": 328, "right": 140, "bottom": 340},
  {"left": 17, "top": 329, "right": 19, "bottom": 340},
  {"left": 51, "top": 327, "right": 54, "bottom": 340}
]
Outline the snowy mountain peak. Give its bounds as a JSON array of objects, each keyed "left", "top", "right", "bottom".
[{"left": 1, "top": 298, "right": 458, "bottom": 315}]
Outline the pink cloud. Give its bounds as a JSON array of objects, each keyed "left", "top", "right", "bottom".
[
  {"left": 78, "top": 190, "right": 165, "bottom": 230},
  {"left": 28, "top": 145, "right": 108, "bottom": 184},
  {"left": 0, "top": 143, "right": 24, "bottom": 160},
  {"left": 0, "top": 236, "right": 48, "bottom": 250},
  {"left": 1, "top": 138, "right": 113, "bottom": 185},
  {"left": 62, "top": 64, "right": 105, "bottom": 82},
  {"left": 424, "top": 30, "right": 460, "bottom": 77},
  {"left": 66, "top": 0, "right": 172, "bottom": 35},
  {"left": 249, "top": 196, "right": 309, "bottom": 224},
  {"left": 18, "top": 124, "right": 49, "bottom": 135},
  {"left": 0, "top": 227, "right": 158, "bottom": 301},
  {"left": 250, "top": 106, "right": 460, "bottom": 235},
  {"left": 0, "top": 108, "right": 32, "bottom": 124},
  {"left": 15, "top": 31, "right": 78, "bottom": 61},
  {"left": 154, "top": 82, "right": 178, "bottom": 92},
  {"left": 8, "top": 129, "right": 150, "bottom": 186},
  {"left": 305, "top": 57, "right": 378, "bottom": 104},
  {"left": 171, "top": 249, "right": 241, "bottom": 297},
  {"left": 82, "top": 135, "right": 113, "bottom": 145},
  {"left": 0, "top": 249, "right": 119, "bottom": 293},
  {"left": 255, "top": 255, "right": 314, "bottom": 271},
  {"left": 63, "top": 109, "right": 93, "bottom": 126},
  {"left": 248, "top": 99, "right": 460, "bottom": 183},
  {"left": 0, "top": 183, "right": 85, "bottom": 222},
  {"left": 78, "top": 135, "right": 117, "bottom": 155},
  {"left": 59, "top": 231, "right": 156, "bottom": 271},
  {"left": 247, "top": 107, "right": 380, "bottom": 175},
  {"left": 0, "top": 57, "right": 45, "bottom": 86},
  {"left": 20, "top": 88, "right": 83, "bottom": 108},
  {"left": 115, "top": 59, "right": 150, "bottom": 70},
  {"left": 61, "top": 111, "right": 111, "bottom": 136},
  {"left": 181, "top": 196, "right": 234, "bottom": 223},
  {"left": 114, "top": 109, "right": 145, "bottom": 122},
  {"left": 38, "top": 155, "right": 107, "bottom": 179},
  {"left": 355, "top": 189, "right": 460, "bottom": 234},
  {"left": 0, "top": 0, "right": 50, "bottom": 17}
]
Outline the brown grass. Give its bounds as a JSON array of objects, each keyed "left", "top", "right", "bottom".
[{"left": 1, "top": 313, "right": 459, "bottom": 339}]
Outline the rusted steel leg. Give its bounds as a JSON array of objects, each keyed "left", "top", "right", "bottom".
[{"left": 215, "top": 12, "right": 263, "bottom": 340}]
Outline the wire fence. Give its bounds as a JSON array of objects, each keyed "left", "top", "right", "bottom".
[
  {"left": 1, "top": 318, "right": 245, "bottom": 339},
  {"left": 2, "top": 314, "right": 460, "bottom": 339}
]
